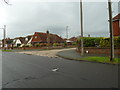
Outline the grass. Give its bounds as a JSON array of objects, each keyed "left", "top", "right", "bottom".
[
  {"left": 0, "top": 49, "right": 12, "bottom": 52},
  {"left": 79, "top": 56, "right": 120, "bottom": 64}
]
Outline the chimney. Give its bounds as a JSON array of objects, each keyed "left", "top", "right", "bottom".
[{"left": 46, "top": 30, "right": 49, "bottom": 34}]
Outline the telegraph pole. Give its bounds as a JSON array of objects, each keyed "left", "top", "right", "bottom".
[
  {"left": 46, "top": 30, "right": 50, "bottom": 49},
  {"left": 0, "top": 25, "right": 6, "bottom": 50},
  {"left": 80, "top": 0, "right": 84, "bottom": 56},
  {"left": 3, "top": 25, "right": 6, "bottom": 50},
  {"left": 108, "top": 0, "right": 114, "bottom": 61},
  {"left": 66, "top": 26, "right": 69, "bottom": 39}
]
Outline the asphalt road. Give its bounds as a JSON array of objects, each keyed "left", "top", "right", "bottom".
[{"left": 2, "top": 52, "right": 118, "bottom": 88}]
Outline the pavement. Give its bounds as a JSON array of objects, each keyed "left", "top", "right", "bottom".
[
  {"left": 2, "top": 52, "right": 118, "bottom": 88},
  {"left": 57, "top": 49, "right": 120, "bottom": 61}
]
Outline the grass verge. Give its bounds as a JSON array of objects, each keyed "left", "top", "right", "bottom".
[
  {"left": 0, "top": 50, "right": 12, "bottom": 52},
  {"left": 57, "top": 53, "right": 120, "bottom": 64},
  {"left": 80, "top": 56, "right": 120, "bottom": 64}
]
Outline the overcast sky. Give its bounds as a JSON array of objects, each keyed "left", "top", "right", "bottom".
[{"left": 0, "top": 0, "right": 119, "bottom": 39}]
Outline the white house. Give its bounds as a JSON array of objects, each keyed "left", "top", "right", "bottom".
[
  {"left": 13, "top": 37, "right": 26, "bottom": 47},
  {"left": 0, "top": 40, "right": 2, "bottom": 48}
]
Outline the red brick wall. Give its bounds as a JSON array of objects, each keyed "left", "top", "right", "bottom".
[
  {"left": 113, "top": 20, "right": 120, "bottom": 36},
  {"left": 77, "top": 47, "right": 120, "bottom": 55}
]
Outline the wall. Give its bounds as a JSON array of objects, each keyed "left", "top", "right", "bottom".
[
  {"left": 77, "top": 47, "right": 120, "bottom": 55},
  {"left": 113, "top": 20, "right": 120, "bottom": 36}
]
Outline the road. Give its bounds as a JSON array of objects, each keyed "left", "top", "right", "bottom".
[{"left": 2, "top": 52, "right": 118, "bottom": 88}]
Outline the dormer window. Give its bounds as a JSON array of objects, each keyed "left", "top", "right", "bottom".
[
  {"left": 35, "top": 36, "right": 37, "bottom": 39},
  {"left": 25, "top": 38, "right": 28, "bottom": 41}
]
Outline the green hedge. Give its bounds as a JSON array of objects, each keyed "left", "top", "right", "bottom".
[
  {"left": 77, "top": 36, "right": 120, "bottom": 48},
  {"left": 77, "top": 37, "right": 101, "bottom": 47},
  {"left": 53, "top": 43, "right": 60, "bottom": 46}
]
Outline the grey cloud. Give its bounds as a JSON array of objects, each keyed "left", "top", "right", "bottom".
[{"left": 0, "top": 1, "right": 118, "bottom": 39}]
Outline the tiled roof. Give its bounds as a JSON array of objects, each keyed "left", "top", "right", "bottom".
[
  {"left": 33, "top": 32, "right": 65, "bottom": 43},
  {"left": 69, "top": 37, "right": 78, "bottom": 42},
  {"left": 112, "top": 13, "right": 120, "bottom": 20}
]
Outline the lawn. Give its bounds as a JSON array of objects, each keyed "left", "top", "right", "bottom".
[{"left": 80, "top": 56, "right": 120, "bottom": 64}]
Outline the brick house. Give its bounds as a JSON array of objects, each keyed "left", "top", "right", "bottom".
[
  {"left": 112, "top": 13, "right": 120, "bottom": 36},
  {"left": 2, "top": 38, "right": 13, "bottom": 49},
  {"left": 69, "top": 37, "right": 78, "bottom": 42},
  {"left": 31, "top": 32, "right": 65, "bottom": 45}
]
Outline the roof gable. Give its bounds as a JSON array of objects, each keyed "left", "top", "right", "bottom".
[{"left": 112, "top": 13, "right": 120, "bottom": 21}]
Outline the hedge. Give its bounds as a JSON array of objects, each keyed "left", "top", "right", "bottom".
[{"left": 77, "top": 36, "right": 120, "bottom": 48}]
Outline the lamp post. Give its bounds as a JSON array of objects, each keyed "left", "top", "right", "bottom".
[
  {"left": 108, "top": 0, "right": 114, "bottom": 61},
  {"left": 0, "top": 25, "right": 6, "bottom": 50}
]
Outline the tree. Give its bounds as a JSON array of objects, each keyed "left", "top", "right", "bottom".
[{"left": 3, "top": 0, "right": 12, "bottom": 5}]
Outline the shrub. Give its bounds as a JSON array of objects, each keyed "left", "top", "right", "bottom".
[
  {"left": 72, "top": 42, "right": 77, "bottom": 46},
  {"left": 40, "top": 43, "right": 47, "bottom": 47},
  {"left": 114, "top": 36, "right": 120, "bottom": 48},
  {"left": 77, "top": 37, "right": 101, "bottom": 47},
  {"left": 35, "top": 43, "right": 40, "bottom": 47},
  {"left": 100, "top": 38, "right": 110, "bottom": 47},
  {"left": 53, "top": 43, "right": 60, "bottom": 46},
  {"left": 77, "top": 36, "right": 120, "bottom": 48},
  {"left": 99, "top": 36, "right": 120, "bottom": 48}
]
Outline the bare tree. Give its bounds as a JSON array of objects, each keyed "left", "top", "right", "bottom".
[{"left": 3, "top": 0, "right": 12, "bottom": 5}]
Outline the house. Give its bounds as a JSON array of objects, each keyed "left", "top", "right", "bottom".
[
  {"left": 69, "top": 37, "right": 78, "bottom": 42},
  {"left": 13, "top": 37, "right": 26, "bottom": 47},
  {"left": 25, "top": 35, "right": 33, "bottom": 45},
  {"left": 2, "top": 38, "right": 13, "bottom": 49},
  {"left": 64, "top": 37, "right": 78, "bottom": 45},
  {"left": 31, "top": 31, "right": 65, "bottom": 45},
  {"left": 0, "top": 40, "right": 2, "bottom": 48},
  {"left": 112, "top": 13, "right": 120, "bottom": 36}
]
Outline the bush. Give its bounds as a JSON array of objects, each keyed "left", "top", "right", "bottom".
[
  {"left": 100, "top": 36, "right": 120, "bottom": 48},
  {"left": 100, "top": 38, "right": 110, "bottom": 47},
  {"left": 35, "top": 43, "right": 40, "bottom": 47},
  {"left": 40, "top": 43, "right": 47, "bottom": 47},
  {"left": 77, "top": 37, "right": 101, "bottom": 47},
  {"left": 77, "top": 36, "right": 120, "bottom": 48},
  {"left": 53, "top": 43, "right": 60, "bottom": 46},
  {"left": 72, "top": 42, "right": 77, "bottom": 46},
  {"left": 114, "top": 36, "right": 120, "bottom": 48}
]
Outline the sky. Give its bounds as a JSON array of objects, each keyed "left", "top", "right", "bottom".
[{"left": 0, "top": 0, "right": 119, "bottom": 39}]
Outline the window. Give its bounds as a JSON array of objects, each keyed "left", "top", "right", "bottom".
[
  {"left": 35, "top": 36, "right": 37, "bottom": 39},
  {"left": 25, "top": 38, "right": 28, "bottom": 41}
]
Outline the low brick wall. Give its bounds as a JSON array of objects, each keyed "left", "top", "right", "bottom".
[
  {"left": 76, "top": 47, "right": 120, "bottom": 55},
  {"left": 12, "top": 45, "right": 76, "bottom": 50}
]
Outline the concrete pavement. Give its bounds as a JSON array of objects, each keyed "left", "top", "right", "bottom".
[{"left": 57, "top": 49, "right": 120, "bottom": 61}]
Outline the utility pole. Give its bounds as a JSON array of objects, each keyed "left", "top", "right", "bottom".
[
  {"left": 108, "top": 0, "right": 114, "bottom": 61},
  {"left": 80, "top": 0, "right": 84, "bottom": 56},
  {"left": 66, "top": 26, "right": 69, "bottom": 39},
  {"left": 46, "top": 30, "right": 50, "bottom": 49},
  {"left": 0, "top": 25, "right": 6, "bottom": 50},
  {"left": 3, "top": 25, "right": 6, "bottom": 50}
]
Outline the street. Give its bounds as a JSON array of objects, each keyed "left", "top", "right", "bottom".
[{"left": 2, "top": 52, "right": 118, "bottom": 88}]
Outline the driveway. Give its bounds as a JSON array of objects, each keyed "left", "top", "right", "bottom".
[{"left": 16, "top": 48, "right": 76, "bottom": 58}]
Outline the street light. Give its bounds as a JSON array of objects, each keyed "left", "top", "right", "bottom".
[{"left": 0, "top": 25, "right": 6, "bottom": 50}]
